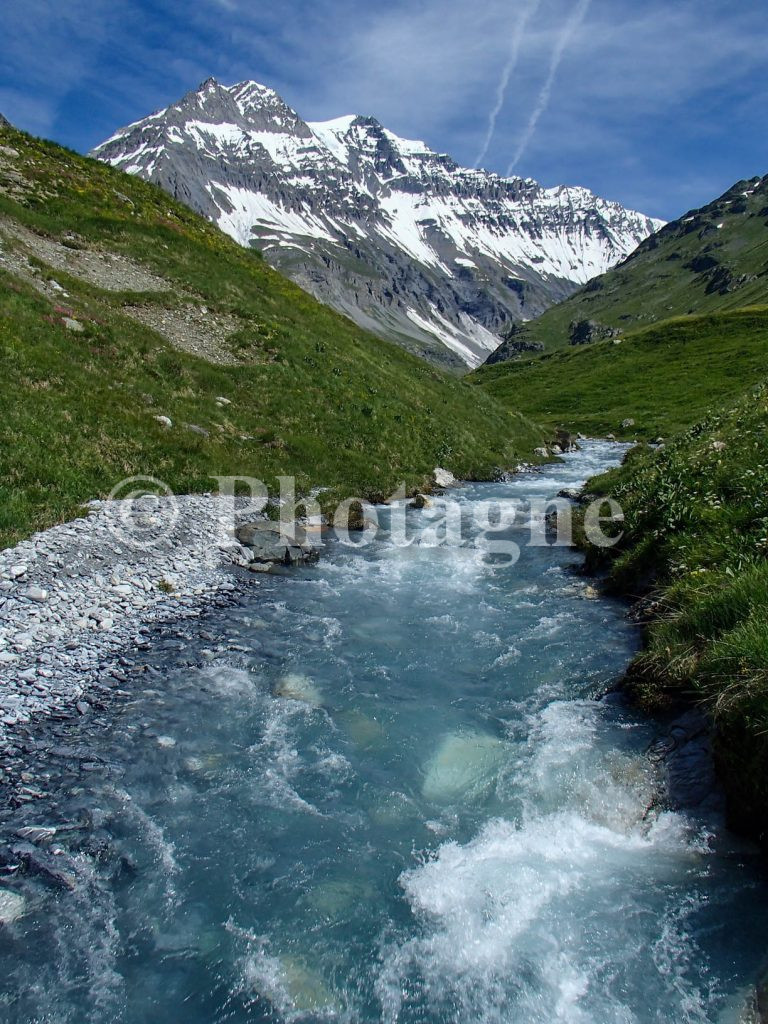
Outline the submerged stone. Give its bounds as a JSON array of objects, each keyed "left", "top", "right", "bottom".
[
  {"left": 273, "top": 673, "right": 323, "bottom": 706},
  {"left": 0, "top": 890, "right": 26, "bottom": 926},
  {"left": 422, "top": 731, "right": 508, "bottom": 802}
]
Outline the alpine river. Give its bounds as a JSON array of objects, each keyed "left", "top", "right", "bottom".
[{"left": 2, "top": 442, "right": 768, "bottom": 1023}]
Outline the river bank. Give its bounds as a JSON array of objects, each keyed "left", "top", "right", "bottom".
[{"left": 573, "top": 388, "right": 768, "bottom": 851}]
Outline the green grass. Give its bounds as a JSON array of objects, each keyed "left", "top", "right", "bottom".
[
  {"left": 0, "top": 125, "right": 543, "bottom": 548},
  {"left": 578, "top": 385, "right": 768, "bottom": 834},
  {"left": 472, "top": 307, "right": 768, "bottom": 439}
]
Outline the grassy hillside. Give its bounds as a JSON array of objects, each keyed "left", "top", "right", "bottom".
[
  {"left": 473, "top": 307, "right": 768, "bottom": 439},
  {"left": 0, "top": 124, "right": 543, "bottom": 549},
  {"left": 486, "top": 174, "right": 768, "bottom": 361},
  {"left": 580, "top": 387, "right": 768, "bottom": 836}
]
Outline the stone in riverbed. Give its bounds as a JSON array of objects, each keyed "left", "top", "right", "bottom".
[
  {"left": 422, "top": 731, "right": 507, "bottom": 802},
  {"left": 15, "top": 826, "right": 57, "bottom": 844},
  {"left": 0, "top": 890, "right": 26, "bottom": 926},
  {"left": 11, "top": 844, "right": 77, "bottom": 890},
  {"left": 273, "top": 673, "right": 323, "bottom": 706},
  {"left": 408, "top": 494, "right": 432, "bottom": 510},
  {"left": 24, "top": 586, "right": 48, "bottom": 602},
  {"left": 235, "top": 522, "right": 317, "bottom": 566}
]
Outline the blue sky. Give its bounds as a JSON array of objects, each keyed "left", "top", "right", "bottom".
[{"left": 1, "top": 0, "right": 766, "bottom": 221}]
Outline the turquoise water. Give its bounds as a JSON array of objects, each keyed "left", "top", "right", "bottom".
[{"left": 2, "top": 443, "right": 768, "bottom": 1023}]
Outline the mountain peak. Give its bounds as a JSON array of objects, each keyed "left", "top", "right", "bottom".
[{"left": 93, "top": 79, "right": 662, "bottom": 368}]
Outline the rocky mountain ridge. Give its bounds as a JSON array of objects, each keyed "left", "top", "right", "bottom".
[{"left": 94, "top": 78, "right": 663, "bottom": 368}]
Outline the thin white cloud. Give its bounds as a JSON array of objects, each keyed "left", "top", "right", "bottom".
[
  {"left": 473, "top": 0, "right": 541, "bottom": 169},
  {"left": 506, "top": 0, "right": 592, "bottom": 175}
]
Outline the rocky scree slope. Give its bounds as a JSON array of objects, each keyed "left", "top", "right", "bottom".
[
  {"left": 485, "top": 174, "right": 768, "bottom": 364},
  {"left": 0, "top": 122, "right": 543, "bottom": 549},
  {"left": 93, "top": 78, "right": 662, "bottom": 370}
]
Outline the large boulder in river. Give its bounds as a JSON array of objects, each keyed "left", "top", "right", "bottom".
[
  {"left": 235, "top": 521, "right": 317, "bottom": 566},
  {"left": 555, "top": 429, "right": 579, "bottom": 453}
]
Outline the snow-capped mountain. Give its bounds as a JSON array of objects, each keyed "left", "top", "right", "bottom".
[{"left": 93, "top": 78, "right": 664, "bottom": 368}]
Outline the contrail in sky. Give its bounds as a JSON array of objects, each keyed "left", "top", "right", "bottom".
[
  {"left": 506, "top": 0, "right": 592, "bottom": 176},
  {"left": 473, "top": 0, "right": 542, "bottom": 169}
]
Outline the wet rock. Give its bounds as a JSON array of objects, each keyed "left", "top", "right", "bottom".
[
  {"left": 15, "top": 825, "right": 57, "bottom": 844},
  {"left": 408, "top": 494, "right": 432, "bottom": 510},
  {"left": 555, "top": 429, "right": 579, "bottom": 453},
  {"left": 0, "top": 889, "right": 26, "bottom": 925},
  {"left": 422, "top": 732, "right": 507, "bottom": 802},
  {"left": 273, "top": 673, "right": 323, "bottom": 706},
  {"left": 236, "top": 522, "right": 317, "bottom": 566},
  {"left": 651, "top": 709, "right": 724, "bottom": 814},
  {"left": 11, "top": 843, "right": 77, "bottom": 890}
]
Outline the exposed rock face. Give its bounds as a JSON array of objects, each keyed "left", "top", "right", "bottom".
[
  {"left": 93, "top": 78, "right": 662, "bottom": 369},
  {"left": 0, "top": 113, "right": 11, "bottom": 129},
  {"left": 484, "top": 323, "right": 545, "bottom": 364},
  {"left": 569, "top": 319, "right": 623, "bottom": 346}
]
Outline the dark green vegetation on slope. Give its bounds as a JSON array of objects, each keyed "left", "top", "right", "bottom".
[
  {"left": 485, "top": 173, "right": 768, "bottom": 360},
  {"left": 473, "top": 307, "right": 768, "bottom": 440},
  {"left": 0, "top": 124, "right": 542, "bottom": 549},
  {"left": 582, "top": 387, "right": 768, "bottom": 838}
]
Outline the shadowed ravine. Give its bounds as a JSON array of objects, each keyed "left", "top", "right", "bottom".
[{"left": 1, "top": 443, "right": 768, "bottom": 1023}]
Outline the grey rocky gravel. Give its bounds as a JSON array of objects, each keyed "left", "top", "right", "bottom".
[{"left": 0, "top": 495, "right": 273, "bottom": 743}]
